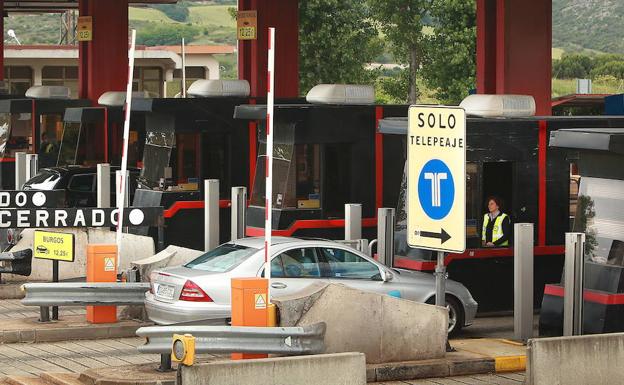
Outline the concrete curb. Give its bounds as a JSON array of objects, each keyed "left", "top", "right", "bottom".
[
  {"left": 494, "top": 355, "right": 526, "bottom": 373},
  {"left": 0, "top": 283, "right": 26, "bottom": 299},
  {"left": 366, "top": 353, "right": 496, "bottom": 382},
  {"left": 0, "top": 319, "right": 151, "bottom": 343},
  {"left": 79, "top": 364, "right": 177, "bottom": 385}
]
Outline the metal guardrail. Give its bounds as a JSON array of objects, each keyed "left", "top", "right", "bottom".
[
  {"left": 136, "top": 322, "right": 326, "bottom": 356},
  {"left": 21, "top": 282, "right": 150, "bottom": 322},
  {"left": 21, "top": 282, "right": 150, "bottom": 306}
]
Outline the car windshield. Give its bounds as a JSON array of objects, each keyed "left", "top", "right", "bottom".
[
  {"left": 185, "top": 244, "right": 258, "bottom": 272},
  {"left": 23, "top": 170, "right": 61, "bottom": 190}
]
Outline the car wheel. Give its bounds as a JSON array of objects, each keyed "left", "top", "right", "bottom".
[{"left": 427, "top": 295, "right": 464, "bottom": 336}]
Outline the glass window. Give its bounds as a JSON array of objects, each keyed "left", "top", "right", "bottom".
[
  {"left": 6, "top": 113, "right": 33, "bottom": 157},
  {"left": 68, "top": 174, "right": 94, "bottom": 192},
  {"left": 140, "top": 131, "right": 175, "bottom": 187},
  {"left": 466, "top": 162, "right": 479, "bottom": 239},
  {"left": 272, "top": 248, "right": 324, "bottom": 278},
  {"left": 250, "top": 123, "right": 321, "bottom": 210},
  {"left": 319, "top": 248, "right": 381, "bottom": 280},
  {"left": 574, "top": 177, "right": 624, "bottom": 266},
  {"left": 41, "top": 66, "right": 78, "bottom": 98},
  {"left": 185, "top": 244, "right": 258, "bottom": 273},
  {"left": 57, "top": 122, "right": 81, "bottom": 166},
  {"left": 174, "top": 67, "right": 206, "bottom": 79},
  {"left": 134, "top": 67, "right": 163, "bottom": 97}
]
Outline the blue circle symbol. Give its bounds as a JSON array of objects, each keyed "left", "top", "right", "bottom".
[{"left": 418, "top": 159, "right": 454, "bottom": 220}]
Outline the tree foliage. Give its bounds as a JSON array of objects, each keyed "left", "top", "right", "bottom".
[
  {"left": 135, "top": 22, "right": 200, "bottom": 46},
  {"left": 422, "top": 0, "right": 476, "bottom": 104},
  {"left": 368, "top": 0, "right": 429, "bottom": 103},
  {"left": 553, "top": 53, "right": 624, "bottom": 80},
  {"left": 149, "top": 3, "right": 190, "bottom": 22},
  {"left": 299, "top": 0, "right": 383, "bottom": 95}
]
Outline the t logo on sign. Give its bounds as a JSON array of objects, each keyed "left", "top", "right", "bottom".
[{"left": 418, "top": 159, "right": 454, "bottom": 220}]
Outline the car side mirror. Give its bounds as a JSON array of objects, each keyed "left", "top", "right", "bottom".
[{"left": 380, "top": 269, "right": 394, "bottom": 282}]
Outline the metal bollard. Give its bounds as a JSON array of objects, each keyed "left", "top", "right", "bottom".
[
  {"left": 97, "top": 163, "right": 111, "bottom": 208},
  {"left": 377, "top": 208, "right": 395, "bottom": 267},
  {"left": 204, "top": 179, "right": 220, "bottom": 251},
  {"left": 564, "top": 233, "right": 585, "bottom": 336},
  {"left": 39, "top": 306, "right": 50, "bottom": 323},
  {"left": 158, "top": 353, "right": 172, "bottom": 372},
  {"left": 435, "top": 251, "right": 446, "bottom": 307},
  {"left": 231, "top": 187, "right": 246, "bottom": 241},
  {"left": 345, "top": 204, "right": 362, "bottom": 241},
  {"left": 25, "top": 154, "right": 38, "bottom": 181},
  {"left": 514, "top": 223, "right": 534, "bottom": 342},
  {"left": 15, "top": 152, "right": 27, "bottom": 189}
]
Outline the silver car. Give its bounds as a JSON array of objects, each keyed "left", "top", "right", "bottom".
[{"left": 145, "top": 237, "right": 478, "bottom": 335}]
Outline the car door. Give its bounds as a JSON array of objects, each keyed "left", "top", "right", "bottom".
[
  {"left": 320, "top": 247, "right": 390, "bottom": 295},
  {"left": 66, "top": 173, "right": 96, "bottom": 207},
  {"left": 267, "top": 247, "right": 331, "bottom": 298}
]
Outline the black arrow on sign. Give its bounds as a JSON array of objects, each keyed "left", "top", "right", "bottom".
[{"left": 419, "top": 228, "right": 451, "bottom": 244}]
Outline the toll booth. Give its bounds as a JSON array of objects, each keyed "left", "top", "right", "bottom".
[
  {"left": 131, "top": 80, "right": 255, "bottom": 250},
  {"left": 0, "top": 86, "right": 89, "bottom": 188},
  {"left": 541, "top": 127, "right": 624, "bottom": 335},
  {"left": 234, "top": 85, "right": 407, "bottom": 239},
  {"left": 378, "top": 112, "right": 624, "bottom": 312},
  {"left": 61, "top": 91, "right": 147, "bottom": 168}
]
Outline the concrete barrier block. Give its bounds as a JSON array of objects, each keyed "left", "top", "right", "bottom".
[
  {"left": 131, "top": 245, "right": 203, "bottom": 280},
  {"left": 275, "top": 283, "right": 447, "bottom": 364},
  {"left": 527, "top": 332, "right": 624, "bottom": 385},
  {"left": 3, "top": 228, "right": 155, "bottom": 282},
  {"left": 178, "top": 353, "right": 366, "bottom": 385}
]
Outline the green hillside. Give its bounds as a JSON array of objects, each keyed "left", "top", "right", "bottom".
[{"left": 553, "top": 0, "right": 624, "bottom": 54}]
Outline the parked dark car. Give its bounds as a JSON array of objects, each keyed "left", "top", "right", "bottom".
[{"left": 22, "top": 165, "right": 140, "bottom": 207}]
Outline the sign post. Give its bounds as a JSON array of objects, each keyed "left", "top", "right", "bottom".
[
  {"left": 33, "top": 230, "right": 75, "bottom": 321},
  {"left": 407, "top": 106, "right": 466, "bottom": 310}
]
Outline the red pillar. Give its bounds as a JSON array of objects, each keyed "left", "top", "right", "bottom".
[
  {"left": 0, "top": 1, "right": 4, "bottom": 81},
  {"left": 78, "top": 0, "right": 129, "bottom": 103},
  {"left": 238, "top": 0, "right": 299, "bottom": 98},
  {"left": 477, "top": 0, "right": 552, "bottom": 115}
]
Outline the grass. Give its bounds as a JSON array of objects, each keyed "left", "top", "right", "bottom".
[
  {"left": 552, "top": 78, "right": 624, "bottom": 97},
  {"left": 552, "top": 48, "right": 565, "bottom": 60},
  {"left": 188, "top": 5, "right": 236, "bottom": 28},
  {"left": 129, "top": 7, "right": 177, "bottom": 23}
]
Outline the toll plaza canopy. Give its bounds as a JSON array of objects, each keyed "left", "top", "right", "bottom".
[{"left": 0, "top": 0, "right": 553, "bottom": 115}]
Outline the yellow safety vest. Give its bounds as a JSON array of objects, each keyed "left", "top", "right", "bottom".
[{"left": 482, "top": 213, "right": 509, "bottom": 246}]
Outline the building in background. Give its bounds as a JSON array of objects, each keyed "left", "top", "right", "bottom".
[{"left": 3, "top": 44, "right": 236, "bottom": 98}]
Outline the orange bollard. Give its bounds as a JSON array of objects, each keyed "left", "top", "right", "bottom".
[
  {"left": 86, "top": 244, "right": 118, "bottom": 324},
  {"left": 231, "top": 277, "right": 269, "bottom": 360}
]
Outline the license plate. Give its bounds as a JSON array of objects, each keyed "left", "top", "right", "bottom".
[{"left": 156, "top": 284, "right": 175, "bottom": 300}]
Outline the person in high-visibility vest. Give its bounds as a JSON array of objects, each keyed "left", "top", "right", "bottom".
[{"left": 482, "top": 196, "right": 511, "bottom": 247}]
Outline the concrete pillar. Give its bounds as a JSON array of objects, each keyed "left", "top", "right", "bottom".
[
  {"left": 476, "top": 0, "right": 552, "bottom": 115},
  {"left": 32, "top": 64, "right": 43, "bottom": 86},
  {"left": 78, "top": 0, "right": 129, "bottom": 103},
  {"left": 238, "top": 0, "right": 299, "bottom": 98},
  {"left": 514, "top": 223, "right": 534, "bottom": 342}
]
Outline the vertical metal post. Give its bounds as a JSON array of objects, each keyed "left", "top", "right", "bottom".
[
  {"left": 205, "top": 180, "right": 220, "bottom": 251},
  {"left": 231, "top": 187, "right": 246, "bottom": 241},
  {"left": 435, "top": 251, "right": 446, "bottom": 307},
  {"left": 377, "top": 208, "right": 395, "bottom": 267},
  {"left": 15, "top": 152, "right": 27, "bottom": 189},
  {"left": 52, "top": 260, "right": 59, "bottom": 320},
  {"left": 514, "top": 223, "right": 534, "bottom": 342},
  {"left": 97, "top": 163, "right": 111, "bottom": 208},
  {"left": 564, "top": 232, "right": 585, "bottom": 336},
  {"left": 25, "top": 154, "right": 38, "bottom": 181},
  {"left": 158, "top": 353, "right": 172, "bottom": 372},
  {"left": 157, "top": 215, "right": 165, "bottom": 253},
  {"left": 345, "top": 204, "right": 362, "bottom": 241},
  {"left": 39, "top": 306, "right": 50, "bottom": 323}
]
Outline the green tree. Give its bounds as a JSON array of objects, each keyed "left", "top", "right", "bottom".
[
  {"left": 299, "top": 0, "right": 383, "bottom": 95},
  {"left": 369, "top": 0, "right": 429, "bottom": 103},
  {"left": 135, "top": 22, "right": 201, "bottom": 46},
  {"left": 591, "top": 61, "right": 624, "bottom": 79},
  {"left": 422, "top": 0, "right": 476, "bottom": 104},
  {"left": 553, "top": 54, "right": 593, "bottom": 79}
]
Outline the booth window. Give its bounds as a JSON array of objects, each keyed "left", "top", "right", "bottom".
[
  {"left": 133, "top": 67, "right": 163, "bottom": 97},
  {"left": 574, "top": 177, "right": 624, "bottom": 266},
  {"left": 4, "top": 66, "right": 33, "bottom": 96},
  {"left": 42, "top": 66, "right": 78, "bottom": 98},
  {"left": 251, "top": 142, "right": 321, "bottom": 209},
  {"left": 140, "top": 131, "right": 175, "bottom": 186},
  {"left": 176, "top": 133, "right": 200, "bottom": 188},
  {"left": 466, "top": 162, "right": 480, "bottom": 242},
  {"left": 57, "top": 121, "right": 106, "bottom": 166},
  {"left": 0, "top": 112, "right": 32, "bottom": 158}
]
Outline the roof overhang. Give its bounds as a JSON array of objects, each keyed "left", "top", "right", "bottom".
[{"left": 4, "top": 0, "right": 176, "bottom": 12}]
